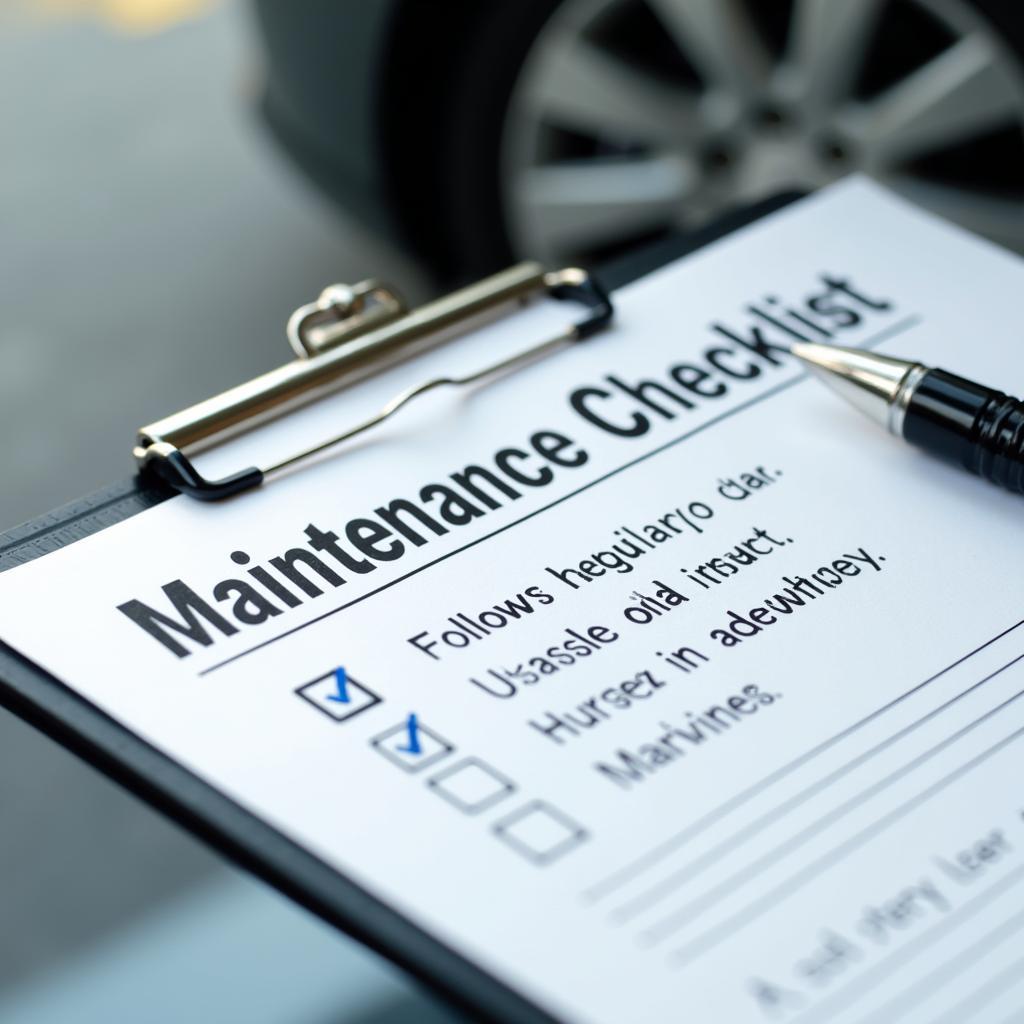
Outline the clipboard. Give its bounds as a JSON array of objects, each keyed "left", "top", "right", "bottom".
[{"left": 0, "top": 193, "right": 799, "bottom": 1023}]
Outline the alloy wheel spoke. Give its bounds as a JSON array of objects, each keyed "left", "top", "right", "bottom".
[
  {"left": 646, "top": 0, "right": 772, "bottom": 99},
  {"left": 527, "top": 36, "right": 704, "bottom": 147},
  {"left": 845, "top": 34, "right": 1021, "bottom": 169},
  {"left": 515, "top": 155, "right": 694, "bottom": 253},
  {"left": 783, "top": 0, "right": 884, "bottom": 108}
]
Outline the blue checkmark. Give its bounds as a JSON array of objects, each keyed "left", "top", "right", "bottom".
[
  {"left": 325, "top": 666, "right": 350, "bottom": 704},
  {"left": 395, "top": 713, "right": 422, "bottom": 755}
]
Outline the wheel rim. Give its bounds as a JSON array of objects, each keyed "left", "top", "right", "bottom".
[{"left": 501, "top": 0, "right": 1024, "bottom": 265}]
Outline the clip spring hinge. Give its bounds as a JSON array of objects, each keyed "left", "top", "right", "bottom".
[{"left": 134, "top": 262, "right": 613, "bottom": 500}]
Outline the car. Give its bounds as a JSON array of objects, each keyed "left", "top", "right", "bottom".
[{"left": 251, "top": 0, "right": 1024, "bottom": 282}]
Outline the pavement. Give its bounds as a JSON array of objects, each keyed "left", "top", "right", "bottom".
[{"left": 0, "top": 2, "right": 446, "bottom": 1019}]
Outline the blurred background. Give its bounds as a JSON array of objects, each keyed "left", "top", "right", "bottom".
[{"left": 1, "top": 0, "right": 1022, "bottom": 1020}]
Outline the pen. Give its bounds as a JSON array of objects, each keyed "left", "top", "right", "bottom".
[{"left": 789, "top": 341, "right": 1024, "bottom": 495}]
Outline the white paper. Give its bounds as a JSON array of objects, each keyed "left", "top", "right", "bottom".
[{"left": 3, "top": 179, "right": 1024, "bottom": 1023}]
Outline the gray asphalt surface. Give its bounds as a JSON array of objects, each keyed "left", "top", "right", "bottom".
[{"left": 0, "top": 0, "right": 431, "bottom": 1005}]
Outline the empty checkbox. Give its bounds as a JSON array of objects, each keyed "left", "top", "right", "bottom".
[
  {"left": 295, "top": 669, "right": 381, "bottom": 723},
  {"left": 493, "top": 801, "right": 588, "bottom": 865},
  {"left": 427, "top": 758, "right": 515, "bottom": 815}
]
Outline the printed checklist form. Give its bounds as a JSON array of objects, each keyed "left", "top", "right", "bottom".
[{"left": 4, "top": 178, "right": 1024, "bottom": 1023}]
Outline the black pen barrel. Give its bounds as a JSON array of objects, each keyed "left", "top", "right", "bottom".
[{"left": 901, "top": 368, "right": 1024, "bottom": 494}]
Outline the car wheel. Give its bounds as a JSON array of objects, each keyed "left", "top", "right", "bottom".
[{"left": 392, "top": 0, "right": 1024, "bottom": 277}]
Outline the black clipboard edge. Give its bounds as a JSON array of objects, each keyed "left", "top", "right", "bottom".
[
  {"left": 0, "top": 192, "right": 802, "bottom": 1024},
  {"left": 0, "top": 476, "right": 172, "bottom": 572},
  {"left": 0, "top": 639, "right": 535, "bottom": 1022}
]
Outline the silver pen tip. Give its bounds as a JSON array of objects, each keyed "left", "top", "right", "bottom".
[{"left": 789, "top": 341, "right": 922, "bottom": 433}]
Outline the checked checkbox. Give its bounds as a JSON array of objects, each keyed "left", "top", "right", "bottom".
[
  {"left": 295, "top": 668, "right": 381, "bottom": 723},
  {"left": 371, "top": 714, "right": 453, "bottom": 773}
]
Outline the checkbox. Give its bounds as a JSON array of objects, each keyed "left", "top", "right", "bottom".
[
  {"left": 493, "top": 801, "right": 588, "bottom": 865},
  {"left": 427, "top": 758, "right": 515, "bottom": 815},
  {"left": 295, "top": 670, "right": 381, "bottom": 723},
  {"left": 371, "top": 716, "right": 453, "bottom": 773}
]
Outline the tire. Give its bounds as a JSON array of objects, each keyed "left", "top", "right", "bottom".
[
  {"left": 381, "top": 0, "right": 565, "bottom": 282},
  {"left": 382, "top": 0, "right": 1024, "bottom": 282}
]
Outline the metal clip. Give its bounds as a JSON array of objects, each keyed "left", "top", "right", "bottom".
[
  {"left": 286, "top": 280, "right": 407, "bottom": 358},
  {"left": 134, "top": 262, "right": 613, "bottom": 500}
]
